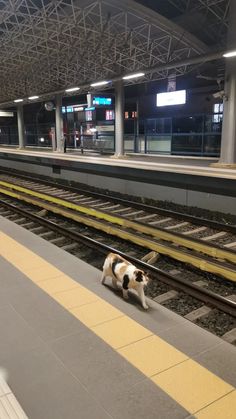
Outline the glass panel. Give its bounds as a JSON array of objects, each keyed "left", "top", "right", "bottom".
[
  {"left": 25, "top": 125, "right": 37, "bottom": 145},
  {"left": 173, "top": 116, "right": 203, "bottom": 133},
  {"left": 172, "top": 134, "right": 202, "bottom": 154},
  {"left": 205, "top": 114, "right": 223, "bottom": 132},
  {"left": 146, "top": 119, "right": 156, "bottom": 134},
  {"left": 0, "top": 127, "right": 10, "bottom": 144},
  {"left": 25, "top": 124, "right": 55, "bottom": 147},
  {"left": 124, "top": 119, "right": 135, "bottom": 134},
  {"left": 136, "top": 135, "right": 145, "bottom": 153},
  {"left": 0, "top": 126, "right": 20, "bottom": 145},
  {"left": 156, "top": 118, "right": 171, "bottom": 134},
  {"left": 203, "top": 135, "right": 221, "bottom": 156},
  {"left": 147, "top": 135, "right": 171, "bottom": 153},
  {"left": 124, "top": 134, "right": 134, "bottom": 152},
  {"left": 97, "top": 123, "right": 115, "bottom": 152},
  {"left": 37, "top": 124, "right": 55, "bottom": 147},
  {"left": 9, "top": 126, "right": 18, "bottom": 144},
  {"left": 139, "top": 119, "right": 145, "bottom": 134},
  {"left": 98, "top": 136, "right": 114, "bottom": 152}
]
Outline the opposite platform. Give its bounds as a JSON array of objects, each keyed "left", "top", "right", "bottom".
[
  {"left": 0, "top": 216, "right": 236, "bottom": 418},
  {"left": 0, "top": 147, "right": 235, "bottom": 215}
]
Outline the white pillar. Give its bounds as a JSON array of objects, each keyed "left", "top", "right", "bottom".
[
  {"left": 55, "top": 94, "right": 64, "bottom": 152},
  {"left": 17, "top": 104, "right": 25, "bottom": 149},
  {"left": 135, "top": 97, "right": 139, "bottom": 153},
  {"left": 219, "top": 0, "right": 236, "bottom": 164},
  {"left": 114, "top": 80, "right": 124, "bottom": 156}
]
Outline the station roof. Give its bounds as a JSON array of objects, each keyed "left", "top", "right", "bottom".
[{"left": 0, "top": 0, "right": 229, "bottom": 105}]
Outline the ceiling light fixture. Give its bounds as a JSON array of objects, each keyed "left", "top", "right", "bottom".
[
  {"left": 223, "top": 50, "right": 236, "bottom": 58},
  {"left": 122, "top": 72, "right": 145, "bottom": 80},
  {"left": 28, "top": 95, "right": 39, "bottom": 100},
  {"left": 65, "top": 87, "right": 80, "bottom": 92},
  {"left": 90, "top": 80, "right": 110, "bottom": 87},
  {"left": 14, "top": 99, "right": 23, "bottom": 103}
]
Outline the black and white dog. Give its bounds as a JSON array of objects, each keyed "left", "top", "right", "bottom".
[{"left": 101, "top": 252, "right": 149, "bottom": 309}]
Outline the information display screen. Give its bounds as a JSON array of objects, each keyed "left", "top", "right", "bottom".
[
  {"left": 106, "top": 110, "right": 114, "bottom": 120},
  {"left": 93, "top": 97, "right": 112, "bottom": 106},
  {"left": 156, "top": 90, "right": 186, "bottom": 107}
]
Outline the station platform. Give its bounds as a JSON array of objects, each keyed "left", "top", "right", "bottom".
[
  {"left": 1, "top": 146, "right": 236, "bottom": 177},
  {"left": 0, "top": 146, "right": 236, "bottom": 215},
  {"left": 0, "top": 216, "right": 236, "bottom": 418}
]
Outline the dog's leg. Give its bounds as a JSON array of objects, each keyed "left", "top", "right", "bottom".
[
  {"left": 112, "top": 277, "right": 118, "bottom": 289},
  {"left": 101, "top": 271, "right": 106, "bottom": 285},
  {"left": 122, "top": 288, "right": 129, "bottom": 300},
  {"left": 122, "top": 274, "right": 129, "bottom": 300},
  {"left": 138, "top": 286, "right": 148, "bottom": 309}
]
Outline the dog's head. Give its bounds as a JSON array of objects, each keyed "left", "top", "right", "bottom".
[{"left": 134, "top": 270, "right": 149, "bottom": 287}]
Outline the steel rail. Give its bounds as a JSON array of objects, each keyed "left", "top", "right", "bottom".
[
  {"left": 0, "top": 198, "right": 235, "bottom": 318},
  {"left": 0, "top": 187, "right": 236, "bottom": 282},
  {"left": 0, "top": 169, "right": 235, "bottom": 234},
  {"left": 0, "top": 180, "right": 235, "bottom": 265}
]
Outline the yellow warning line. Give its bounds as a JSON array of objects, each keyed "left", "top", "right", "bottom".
[
  {"left": 0, "top": 180, "right": 236, "bottom": 264},
  {"left": 0, "top": 185, "right": 236, "bottom": 282},
  {"left": 0, "top": 231, "right": 235, "bottom": 418}
]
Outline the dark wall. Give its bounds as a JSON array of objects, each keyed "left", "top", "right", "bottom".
[
  {"left": 23, "top": 103, "right": 55, "bottom": 125},
  {"left": 0, "top": 113, "right": 17, "bottom": 126},
  {"left": 124, "top": 66, "right": 222, "bottom": 119},
  {"left": 137, "top": 90, "right": 218, "bottom": 119}
]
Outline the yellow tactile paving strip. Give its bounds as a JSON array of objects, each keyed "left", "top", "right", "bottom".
[{"left": 0, "top": 231, "right": 235, "bottom": 418}]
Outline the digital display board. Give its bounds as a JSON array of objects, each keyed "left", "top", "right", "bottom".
[
  {"left": 156, "top": 90, "right": 186, "bottom": 107},
  {"left": 62, "top": 106, "right": 73, "bottom": 113},
  {"left": 93, "top": 97, "right": 112, "bottom": 106},
  {"left": 106, "top": 110, "right": 114, "bottom": 120},
  {"left": 85, "top": 110, "right": 93, "bottom": 121}
]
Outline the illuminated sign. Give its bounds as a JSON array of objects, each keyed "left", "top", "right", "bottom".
[
  {"left": 74, "top": 106, "right": 84, "bottom": 112},
  {"left": 156, "top": 90, "right": 186, "bottom": 107},
  {"left": 62, "top": 106, "right": 73, "bottom": 113},
  {"left": 97, "top": 125, "right": 114, "bottom": 132},
  {"left": 93, "top": 97, "right": 112, "bottom": 106},
  {"left": 106, "top": 110, "right": 114, "bottom": 120},
  {"left": 0, "top": 111, "right": 14, "bottom": 117},
  {"left": 85, "top": 110, "right": 93, "bottom": 121}
]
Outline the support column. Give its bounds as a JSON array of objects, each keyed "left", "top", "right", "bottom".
[
  {"left": 17, "top": 105, "right": 25, "bottom": 149},
  {"left": 55, "top": 94, "right": 64, "bottom": 152},
  {"left": 134, "top": 97, "right": 139, "bottom": 153},
  {"left": 114, "top": 80, "right": 124, "bottom": 157},
  {"left": 219, "top": 0, "right": 236, "bottom": 165}
]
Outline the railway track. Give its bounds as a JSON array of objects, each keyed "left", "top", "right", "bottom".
[
  {"left": 0, "top": 196, "right": 236, "bottom": 344},
  {"left": 0, "top": 173, "right": 235, "bottom": 283}
]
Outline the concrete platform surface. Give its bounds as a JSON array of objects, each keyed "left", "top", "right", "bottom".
[
  {"left": 0, "top": 216, "right": 236, "bottom": 419},
  {"left": 0, "top": 146, "right": 236, "bottom": 179}
]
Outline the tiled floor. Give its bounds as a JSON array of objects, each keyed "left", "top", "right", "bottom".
[
  {"left": 0, "top": 376, "right": 28, "bottom": 418},
  {"left": 0, "top": 216, "right": 236, "bottom": 418}
]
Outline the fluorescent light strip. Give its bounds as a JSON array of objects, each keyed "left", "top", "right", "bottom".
[
  {"left": 28, "top": 95, "right": 39, "bottom": 100},
  {"left": 14, "top": 99, "right": 23, "bottom": 103},
  {"left": 90, "top": 80, "right": 109, "bottom": 87},
  {"left": 122, "top": 72, "right": 145, "bottom": 80},
  {"left": 223, "top": 50, "right": 236, "bottom": 58},
  {"left": 65, "top": 87, "right": 80, "bottom": 92}
]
